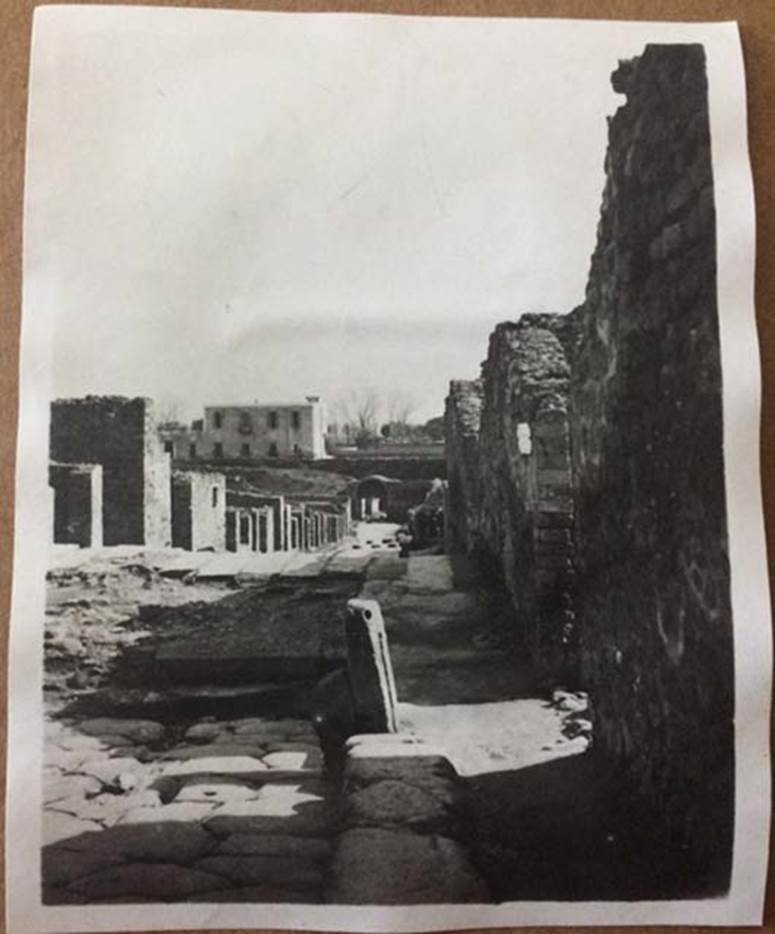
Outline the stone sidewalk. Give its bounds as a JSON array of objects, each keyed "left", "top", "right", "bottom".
[{"left": 325, "top": 553, "right": 590, "bottom": 904}]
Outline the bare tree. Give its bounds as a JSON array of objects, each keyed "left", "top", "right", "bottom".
[
  {"left": 387, "top": 390, "right": 417, "bottom": 426},
  {"left": 337, "top": 389, "right": 381, "bottom": 434}
]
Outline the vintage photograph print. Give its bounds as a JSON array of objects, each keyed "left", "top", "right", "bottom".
[{"left": 7, "top": 8, "right": 769, "bottom": 931}]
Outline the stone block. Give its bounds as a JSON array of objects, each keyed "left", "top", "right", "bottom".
[
  {"left": 345, "top": 599, "right": 398, "bottom": 734},
  {"left": 328, "top": 828, "right": 489, "bottom": 904},
  {"left": 66, "top": 863, "right": 229, "bottom": 901}
]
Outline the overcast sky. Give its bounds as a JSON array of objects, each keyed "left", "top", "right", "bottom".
[{"left": 26, "top": 10, "right": 679, "bottom": 424}]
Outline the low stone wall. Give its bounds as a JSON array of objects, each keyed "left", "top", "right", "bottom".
[{"left": 328, "top": 735, "right": 489, "bottom": 904}]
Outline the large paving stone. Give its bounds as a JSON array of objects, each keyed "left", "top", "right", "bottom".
[
  {"left": 186, "top": 885, "right": 321, "bottom": 903},
  {"left": 43, "top": 810, "right": 103, "bottom": 846},
  {"left": 45, "top": 746, "right": 98, "bottom": 772},
  {"left": 196, "top": 855, "right": 324, "bottom": 891},
  {"left": 174, "top": 781, "right": 258, "bottom": 804},
  {"left": 232, "top": 718, "right": 312, "bottom": 739},
  {"left": 55, "top": 821, "right": 218, "bottom": 864},
  {"left": 217, "top": 833, "right": 332, "bottom": 862},
  {"left": 205, "top": 793, "right": 334, "bottom": 839},
  {"left": 77, "top": 719, "right": 165, "bottom": 745},
  {"left": 163, "top": 744, "right": 266, "bottom": 761},
  {"left": 184, "top": 723, "right": 225, "bottom": 743},
  {"left": 42, "top": 846, "right": 125, "bottom": 888},
  {"left": 116, "top": 801, "right": 217, "bottom": 824},
  {"left": 161, "top": 755, "right": 268, "bottom": 777},
  {"left": 329, "top": 828, "right": 490, "bottom": 904},
  {"left": 262, "top": 751, "right": 316, "bottom": 771},
  {"left": 66, "top": 862, "right": 230, "bottom": 901},
  {"left": 75, "top": 756, "right": 149, "bottom": 788},
  {"left": 345, "top": 780, "right": 451, "bottom": 831},
  {"left": 46, "top": 790, "right": 162, "bottom": 828},
  {"left": 44, "top": 774, "right": 103, "bottom": 803},
  {"left": 348, "top": 740, "right": 450, "bottom": 761}
]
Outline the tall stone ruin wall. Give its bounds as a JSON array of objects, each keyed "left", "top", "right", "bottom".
[
  {"left": 50, "top": 396, "right": 171, "bottom": 547},
  {"left": 444, "top": 380, "right": 484, "bottom": 554},
  {"left": 476, "top": 319, "right": 577, "bottom": 677},
  {"left": 570, "top": 44, "right": 733, "bottom": 872},
  {"left": 445, "top": 44, "right": 733, "bottom": 878}
]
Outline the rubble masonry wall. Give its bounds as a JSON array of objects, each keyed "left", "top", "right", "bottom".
[
  {"left": 569, "top": 44, "right": 733, "bottom": 868},
  {"left": 50, "top": 397, "right": 170, "bottom": 547}
]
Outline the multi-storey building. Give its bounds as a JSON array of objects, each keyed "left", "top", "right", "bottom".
[{"left": 160, "top": 396, "right": 327, "bottom": 461}]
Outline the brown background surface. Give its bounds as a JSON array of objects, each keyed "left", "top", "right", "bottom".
[{"left": 1, "top": 0, "right": 773, "bottom": 931}]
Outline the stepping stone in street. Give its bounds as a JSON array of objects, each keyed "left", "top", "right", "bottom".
[
  {"left": 116, "top": 801, "right": 218, "bottom": 825},
  {"left": 161, "top": 756, "right": 268, "bottom": 777},
  {"left": 262, "top": 751, "right": 317, "bottom": 771},
  {"left": 163, "top": 745, "right": 266, "bottom": 761},
  {"left": 66, "top": 862, "right": 230, "bottom": 902},
  {"left": 264, "top": 742, "right": 324, "bottom": 766}
]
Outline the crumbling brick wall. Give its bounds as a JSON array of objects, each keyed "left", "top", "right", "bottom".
[
  {"left": 50, "top": 396, "right": 171, "bottom": 547},
  {"left": 569, "top": 44, "right": 733, "bottom": 879},
  {"left": 444, "top": 380, "right": 484, "bottom": 554}
]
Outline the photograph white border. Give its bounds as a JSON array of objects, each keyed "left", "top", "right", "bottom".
[{"left": 6, "top": 9, "right": 770, "bottom": 931}]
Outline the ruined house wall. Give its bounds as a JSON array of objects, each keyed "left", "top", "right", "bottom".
[
  {"left": 476, "top": 319, "right": 577, "bottom": 677},
  {"left": 172, "top": 471, "right": 226, "bottom": 552},
  {"left": 143, "top": 401, "right": 172, "bottom": 548},
  {"left": 444, "top": 380, "right": 483, "bottom": 553},
  {"left": 570, "top": 45, "right": 733, "bottom": 873},
  {"left": 50, "top": 396, "right": 171, "bottom": 547},
  {"left": 49, "top": 463, "right": 103, "bottom": 548}
]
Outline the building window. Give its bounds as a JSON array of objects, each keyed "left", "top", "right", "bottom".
[
  {"left": 291, "top": 411, "right": 301, "bottom": 430},
  {"left": 241, "top": 443, "right": 250, "bottom": 458},
  {"left": 268, "top": 442, "right": 279, "bottom": 458},
  {"left": 238, "top": 411, "right": 252, "bottom": 434},
  {"left": 213, "top": 411, "right": 223, "bottom": 429},
  {"left": 189, "top": 442, "right": 197, "bottom": 459},
  {"left": 214, "top": 442, "right": 223, "bottom": 459},
  {"left": 163, "top": 441, "right": 174, "bottom": 455},
  {"left": 212, "top": 486, "right": 219, "bottom": 507},
  {"left": 268, "top": 411, "right": 278, "bottom": 429},
  {"left": 239, "top": 513, "right": 251, "bottom": 545}
]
